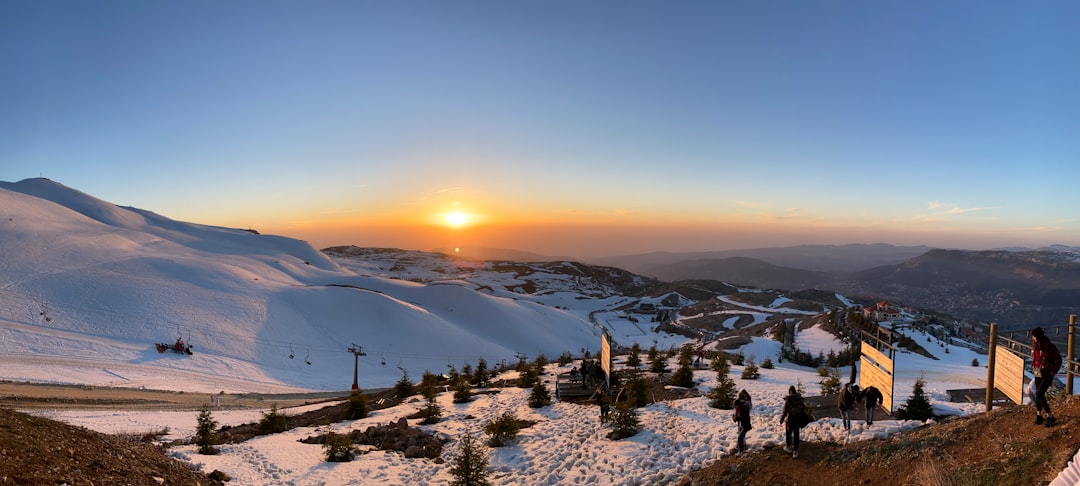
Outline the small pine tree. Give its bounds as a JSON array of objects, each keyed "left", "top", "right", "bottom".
[
  {"left": 971, "top": 358, "right": 980, "bottom": 367},
  {"left": 896, "top": 375, "right": 935, "bottom": 421},
  {"left": 707, "top": 371, "right": 738, "bottom": 409},
  {"left": 345, "top": 389, "right": 369, "bottom": 420},
  {"left": 473, "top": 358, "right": 490, "bottom": 388},
  {"left": 606, "top": 401, "right": 641, "bottom": 440},
  {"left": 450, "top": 432, "right": 491, "bottom": 486},
  {"left": 557, "top": 351, "right": 573, "bottom": 366},
  {"left": 528, "top": 379, "right": 552, "bottom": 408},
  {"left": 732, "top": 351, "right": 745, "bottom": 366},
  {"left": 626, "top": 343, "right": 642, "bottom": 368},
  {"left": 195, "top": 405, "right": 219, "bottom": 455},
  {"left": 323, "top": 431, "right": 356, "bottom": 462},
  {"left": 418, "top": 398, "right": 442, "bottom": 425},
  {"left": 711, "top": 355, "right": 729, "bottom": 374},
  {"left": 626, "top": 371, "right": 649, "bottom": 408},
  {"left": 257, "top": 404, "right": 289, "bottom": 435},
  {"left": 394, "top": 370, "right": 415, "bottom": 398},
  {"left": 483, "top": 412, "right": 521, "bottom": 447},
  {"left": 648, "top": 345, "right": 667, "bottom": 373},
  {"left": 820, "top": 368, "right": 841, "bottom": 396},
  {"left": 516, "top": 363, "right": 539, "bottom": 388},
  {"left": 533, "top": 353, "right": 548, "bottom": 369},
  {"left": 740, "top": 358, "right": 760, "bottom": 380},
  {"left": 671, "top": 360, "right": 695, "bottom": 388},
  {"left": 421, "top": 371, "right": 441, "bottom": 400},
  {"left": 453, "top": 376, "right": 474, "bottom": 404},
  {"left": 760, "top": 357, "right": 774, "bottom": 369}
]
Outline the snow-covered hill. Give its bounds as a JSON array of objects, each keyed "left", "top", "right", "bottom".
[{"left": 0, "top": 179, "right": 605, "bottom": 391}]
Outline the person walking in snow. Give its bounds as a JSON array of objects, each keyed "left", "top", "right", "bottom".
[
  {"left": 838, "top": 382, "right": 859, "bottom": 431},
  {"left": 1031, "top": 327, "right": 1062, "bottom": 427},
  {"left": 779, "top": 385, "right": 804, "bottom": 458},
  {"left": 860, "top": 385, "right": 883, "bottom": 426},
  {"left": 732, "top": 389, "right": 753, "bottom": 455}
]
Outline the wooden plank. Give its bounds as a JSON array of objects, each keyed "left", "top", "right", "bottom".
[
  {"left": 861, "top": 355, "right": 895, "bottom": 413},
  {"left": 994, "top": 346, "right": 1025, "bottom": 405},
  {"left": 862, "top": 341, "right": 892, "bottom": 371}
]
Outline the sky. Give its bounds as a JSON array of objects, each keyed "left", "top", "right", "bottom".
[{"left": 2, "top": 1, "right": 1079, "bottom": 258}]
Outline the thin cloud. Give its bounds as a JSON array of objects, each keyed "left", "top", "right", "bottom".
[{"left": 945, "top": 206, "right": 1000, "bottom": 215}]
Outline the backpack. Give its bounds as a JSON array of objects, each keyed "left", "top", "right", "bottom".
[{"left": 1045, "top": 346, "right": 1063, "bottom": 375}]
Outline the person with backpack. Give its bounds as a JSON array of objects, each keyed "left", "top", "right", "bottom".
[
  {"left": 860, "top": 385, "right": 884, "bottom": 427},
  {"left": 779, "top": 385, "right": 805, "bottom": 458},
  {"left": 1031, "top": 327, "right": 1062, "bottom": 427},
  {"left": 838, "top": 382, "right": 859, "bottom": 431},
  {"left": 732, "top": 389, "right": 753, "bottom": 455}
]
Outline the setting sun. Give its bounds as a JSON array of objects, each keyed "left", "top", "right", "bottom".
[{"left": 446, "top": 212, "right": 469, "bottom": 227}]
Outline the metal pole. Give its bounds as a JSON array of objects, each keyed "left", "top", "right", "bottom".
[
  {"left": 348, "top": 344, "right": 366, "bottom": 390},
  {"left": 986, "top": 323, "right": 997, "bottom": 413},
  {"left": 1068, "top": 315, "right": 1077, "bottom": 396}
]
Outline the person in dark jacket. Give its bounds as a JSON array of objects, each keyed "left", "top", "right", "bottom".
[
  {"left": 860, "top": 385, "right": 884, "bottom": 426},
  {"left": 1031, "top": 327, "right": 1062, "bottom": 427},
  {"left": 732, "top": 389, "right": 753, "bottom": 454},
  {"left": 838, "top": 383, "right": 859, "bottom": 431},
  {"left": 779, "top": 385, "right": 804, "bottom": 458}
]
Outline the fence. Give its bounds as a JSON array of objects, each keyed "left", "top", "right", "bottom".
[{"left": 985, "top": 314, "right": 1077, "bottom": 412}]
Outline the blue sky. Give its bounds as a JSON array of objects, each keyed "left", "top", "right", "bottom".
[{"left": 2, "top": 1, "right": 1078, "bottom": 256}]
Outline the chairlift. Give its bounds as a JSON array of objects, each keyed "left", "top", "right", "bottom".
[
  {"left": 380, "top": 352, "right": 387, "bottom": 366},
  {"left": 304, "top": 350, "right": 311, "bottom": 365},
  {"left": 289, "top": 343, "right": 295, "bottom": 360}
]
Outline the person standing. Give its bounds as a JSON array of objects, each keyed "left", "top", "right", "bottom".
[
  {"left": 779, "top": 385, "right": 804, "bottom": 458},
  {"left": 1031, "top": 327, "right": 1062, "bottom": 427},
  {"left": 861, "top": 385, "right": 883, "bottom": 426},
  {"left": 732, "top": 389, "right": 753, "bottom": 455},
  {"left": 838, "top": 383, "right": 859, "bottom": 431}
]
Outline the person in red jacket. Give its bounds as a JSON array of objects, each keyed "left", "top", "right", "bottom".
[{"left": 1031, "top": 327, "right": 1062, "bottom": 427}]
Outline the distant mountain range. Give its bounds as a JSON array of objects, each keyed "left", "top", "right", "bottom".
[{"left": 579, "top": 246, "right": 1080, "bottom": 330}]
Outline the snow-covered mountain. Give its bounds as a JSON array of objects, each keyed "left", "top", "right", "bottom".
[{"left": 0, "top": 178, "right": 608, "bottom": 392}]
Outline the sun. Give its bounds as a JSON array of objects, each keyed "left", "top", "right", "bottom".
[{"left": 446, "top": 211, "right": 469, "bottom": 227}]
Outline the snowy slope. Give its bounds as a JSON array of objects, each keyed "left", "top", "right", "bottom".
[{"left": 0, "top": 179, "right": 600, "bottom": 391}]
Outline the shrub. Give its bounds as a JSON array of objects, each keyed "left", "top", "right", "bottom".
[
  {"left": 483, "top": 412, "right": 521, "bottom": 447},
  {"left": 473, "top": 359, "right": 490, "bottom": 388},
  {"left": 453, "top": 377, "right": 473, "bottom": 404},
  {"left": 345, "top": 390, "right": 369, "bottom": 420},
  {"left": 731, "top": 351, "right": 745, "bottom": 366},
  {"left": 528, "top": 380, "right": 552, "bottom": 408},
  {"left": 195, "top": 405, "right": 219, "bottom": 455},
  {"left": 626, "top": 343, "right": 642, "bottom": 368},
  {"left": 557, "top": 351, "right": 573, "bottom": 366},
  {"left": 418, "top": 399, "right": 442, "bottom": 425},
  {"left": 606, "top": 402, "right": 641, "bottom": 440},
  {"left": 517, "top": 364, "right": 539, "bottom": 389},
  {"left": 820, "top": 368, "right": 841, "bottom": 396},
  {"left": 671, "top": 361, "right": 695, "bottom": 388},
  {"left": 394, "top": 370, "right": 415, "bottom": 398},
  {"left": 648, "top": 346, "right": 667, "bottom": 373},
  {"left": 707, "top": 375, "right": 737, "bottom": 410},
  {"left": 761, "top": 357, "right": 774, "bottom": 369},
  {"left": 971, "top": 358, "right": 979, "bottom": 367},
  {"left": 257, "top": 404, "right": 289, "bottom": 435},
  {"left": 626, "top": 371, "right": 650, "bottom": 408},
  {"left": 323, "top": 431, "right": 356, "bottom": 462},
  {"left": 896, "top": 375, "right": 935, "bottom": 421},
  {"left": 740, "top": 359, "right": 760, "bottom": 380},
  {"left": 450, "top": 432, "right": 491, "bottom": 486}
]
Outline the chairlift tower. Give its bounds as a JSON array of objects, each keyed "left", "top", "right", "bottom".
[{"left": 348, "top": 344, "right": 366, "bottom": 390}]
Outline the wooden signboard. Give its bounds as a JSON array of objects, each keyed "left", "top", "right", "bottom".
[
  {"left": 601, "top": 331, "right": 612, "bottom": 390},
  {"left": 860, "top": 341, "right": 895, "bottom": 413},
  {"left": 994, "top": 346, "right": 1026, "bottom": 405}
]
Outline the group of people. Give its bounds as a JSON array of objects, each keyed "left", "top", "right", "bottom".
[
  {"left": 837, "top": 382, "right": 885, "bottom": 430},
  {"left": 729, "top": 381, "right": 885, "bottom": 459},
  {"left": 731, "top": 386, "right": 811, "bottom": 458}
]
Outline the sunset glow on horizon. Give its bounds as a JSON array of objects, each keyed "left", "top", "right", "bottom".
[{"left": 3, "top": 1, "right": 1077, "bottom": 257}]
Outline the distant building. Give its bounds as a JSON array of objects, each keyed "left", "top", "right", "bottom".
[
  {"left": 864, "top": 301, "right": 902, "bottom": 322},
  {"left": 636, "top": 303, "right": 658, "bottom": 314}
]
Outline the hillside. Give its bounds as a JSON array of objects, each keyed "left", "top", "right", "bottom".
[
  {"left": 681, "top": 396, "right": 1080, "bottom": 486},
  {"left": 0, "top": 407, "right": 218, "bottom": 485}
]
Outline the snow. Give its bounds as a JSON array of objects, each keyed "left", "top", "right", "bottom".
[{"left": 3, "top": 178, "right": 1077, "bottom": 484}]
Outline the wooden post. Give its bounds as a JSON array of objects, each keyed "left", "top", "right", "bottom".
[
  {"left": 1069, "top": 315, "right": 1077, "bottom": 396},
  {"left": 986, "top": 323, "right": 997, "bottom": 412}
]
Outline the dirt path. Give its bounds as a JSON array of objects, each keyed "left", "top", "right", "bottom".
[{"left": 0, "top": 380, "right": 352, "bottom": 411}]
